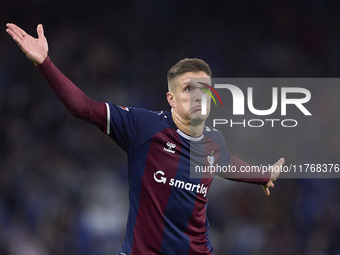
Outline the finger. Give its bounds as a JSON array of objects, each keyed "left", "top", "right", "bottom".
[
  {"left": 265, "top": 180, "right": 273, "bottom": 187},
  {"left": 6, "top": 23, "right": 27, "bottom": 38},
  {"left": 6, "top": 26, "right": 23, "bottom": 41},
  {"left": 262, "top": 186, "right": 270, "bottom": 196},
  {"left": 6, "top": 28, "right": 23, "bottom": 45},
  {"left": 11, "top": 23, "right": 27, "bottom": 37},
  {"left": 270, "top": 157, "right": 285, "bottom": 179},
  {"left": 276, "top": 157, "right": 285, "bottom": 167},
  {"left": 37, "top": 24, "right": 45, "bottom": 39}
]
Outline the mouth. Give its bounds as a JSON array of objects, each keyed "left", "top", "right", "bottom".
[{"left": 191, "top": 105, "right": 202, "bottom": 111}]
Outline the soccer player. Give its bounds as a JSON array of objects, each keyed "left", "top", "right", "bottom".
[{"left": 6, "top": 23, "right": 284, "bottom": 255}]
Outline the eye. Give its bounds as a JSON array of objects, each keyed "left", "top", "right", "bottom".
[{"left": 185, "top": 86, "right": 191, "bottom": 92}]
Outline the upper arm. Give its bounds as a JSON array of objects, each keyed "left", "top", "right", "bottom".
[{"left": 105, "top": 103, "right": 163, "bottom": 152}]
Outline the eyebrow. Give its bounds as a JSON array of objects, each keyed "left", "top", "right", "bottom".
[{"left": 181, "top": 80, "right": 191, "bottom": 87}]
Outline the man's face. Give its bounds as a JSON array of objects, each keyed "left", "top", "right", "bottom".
[{"left": 167, "top": 71, "right": 211, "bottom": 125}]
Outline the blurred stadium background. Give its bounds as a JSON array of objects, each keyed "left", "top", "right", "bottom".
[{"left": 1, "top": 0, "right": 340, "bottom": 254}]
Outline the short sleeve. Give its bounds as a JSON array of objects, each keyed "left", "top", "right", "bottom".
[{"left": 105, "top": 103, "right": 165, "bottom": 152}]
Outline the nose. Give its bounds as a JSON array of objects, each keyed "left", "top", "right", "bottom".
[{"left": 192, "top": 87, "right": 204, "bottom": 102}]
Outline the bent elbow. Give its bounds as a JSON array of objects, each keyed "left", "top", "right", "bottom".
[{"left": 69, "top": 107, "right": 87, "bottom": 120}]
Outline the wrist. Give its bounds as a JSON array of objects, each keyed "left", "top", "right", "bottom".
[
  {"left": 36, "top": 56, "right": 50, "bottom": 69},
  {"left": 33, "top": 54, "right": 48, "bottom": 66}
]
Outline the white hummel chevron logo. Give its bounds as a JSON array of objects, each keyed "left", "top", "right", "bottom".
[{"left": 163, "top": 142, "right": 176, "bottom": 153}]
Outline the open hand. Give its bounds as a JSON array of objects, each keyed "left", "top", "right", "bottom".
[
  {"left": 262, "top": 157, "right": 285, "bottom": 196},
  {"left": 6, "top": 23, "right": 48, "bottom": 65}
]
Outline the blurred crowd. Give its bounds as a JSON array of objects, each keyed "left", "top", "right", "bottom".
[{"left": 1, "top": 0, "right": 340, "bottom": 254}]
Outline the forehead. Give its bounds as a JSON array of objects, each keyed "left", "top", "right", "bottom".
[{"left": 176, "top": 71, "right": 210, "bottom": 86}]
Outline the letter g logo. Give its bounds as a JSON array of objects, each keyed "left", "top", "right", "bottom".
[{"left": 154, "top": 170, "right": 167, "bottom": 184}]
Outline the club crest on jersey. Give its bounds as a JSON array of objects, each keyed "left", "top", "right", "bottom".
[
  {"left": 207, "top": 151, "right": 215, "bottom": 166},
  {"left": 118, "top": 106, "right": 129, "bottom": 111},
  {"left": 164, "top": 142, "right": 176, "bottom": 154}
]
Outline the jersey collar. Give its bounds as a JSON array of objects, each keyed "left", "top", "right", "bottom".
[{"left": 176, "top": 129, "right": 204, "bottom": 141}]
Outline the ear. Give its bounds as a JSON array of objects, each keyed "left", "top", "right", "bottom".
[{"left": 167, "top": 92, "right": 175, "bottom": 108}]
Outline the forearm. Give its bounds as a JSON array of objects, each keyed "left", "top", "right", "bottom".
[
  {"left": 37, "top": 57, "right": 107, "bottom": 130},
  {"left": 218, "top": 155, "right": 270, "bottom": 186}
]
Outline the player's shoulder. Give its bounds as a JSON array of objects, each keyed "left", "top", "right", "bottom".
[
  {"left": 130, "top": 107, "right": 172, "bottom": 121},
  {"left": 203, "top": 126, "right": 226, "bottom": 144},
  {"left": 109, "top": 103, "right": 170, "bottom": 117},
  {"left": 203, "top": 126, "right": 223, "bottom": 137},
  {"left": 107, "top": 103, "right": 173, "bottom": 127}
]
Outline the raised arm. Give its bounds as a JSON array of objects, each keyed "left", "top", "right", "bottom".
[
  {"left": 218, "top": 156, "right": 284, "bottom": 196},
  {"left": 6, "top": 23, "right": 107, "bottom": 131}
]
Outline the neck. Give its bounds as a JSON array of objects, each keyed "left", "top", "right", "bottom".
[{"left": 171, "top": 109, "right": 205, "bottom": 137}]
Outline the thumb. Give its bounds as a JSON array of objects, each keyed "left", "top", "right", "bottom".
[
  {"left": 277, "top": 157, "right": 285, "bottom": 166},
  {"left": 272, "top": 157, "right": 285, "bottom": 170},
  {"left": 37, "top": 24, "right": 45, "bottom": 38},
  {"left": 271, "top": 157, "right": 285, "bottom": 180}
]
